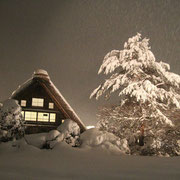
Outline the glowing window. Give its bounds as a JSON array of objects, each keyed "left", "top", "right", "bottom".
[
  {"left": 25, "top": 111, "right": 37, "bottom": 121},
  {"left": 21, "top": 111, "right": 25, "bottom": 117},
  {"left": 62, "top": 120, "right": 64, "bottom": 123},
  {"left": 32, "top": 98, "right": 44, "bottom": 107},
  {"left": 21, "top": 100, "right": 26, "bottom": 107},
  {"left": 50, "top": 113, "right": 56, "bottom": 122},
  {"left": 49, "top": 103, "right": 54, "bottom": 109},
  {"left": 38, "top": 112, "right": 49, "bottom": 122}
]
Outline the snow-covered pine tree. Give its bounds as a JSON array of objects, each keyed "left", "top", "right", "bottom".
[
  {"left": 0, "top": 99, "right": 25, "bottom": 142},
  {"left": 90, "top": 33, "right": 180, "bottom": 156}
]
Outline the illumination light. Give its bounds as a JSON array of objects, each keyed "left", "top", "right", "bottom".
[{"left": 86, "top": 125, "right": 95, "bottom": 129}]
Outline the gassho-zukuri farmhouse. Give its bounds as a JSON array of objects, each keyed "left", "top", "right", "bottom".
[{"left": 10, "top": 69, "right": 86, "bottom": 134}]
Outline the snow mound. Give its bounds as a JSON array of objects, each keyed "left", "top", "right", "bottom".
[
  {"left": 25, "top": 133, "right": 47, "bottom": 149},
  {"left": 24, "top": 120, "right": 81, "bottom": 149},
  {"left": 52, "top": 141, "right": 73, "bottom": 151},
  {"left": 46, "top": 130, "right": 64, "bottom": 149},
  {"left": 46, "top": 130, "right": 60, "bottom": 141},
  {"left": 24, "top": 131, "right": 64, "bottom": 149},
  {"left": 48, "top": 134, "right": 65, "bottom": 149},
  {"left": 57, "top": 119, "right": 80, "bottom": 137},
  {"left": 57, "top": 119, "right": 81, "bottom": 147},
  {"left": 80, "top": 128, "right": 130, "bottom": 154}
]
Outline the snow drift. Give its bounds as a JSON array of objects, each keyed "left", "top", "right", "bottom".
[
  {"left": 24, "top": 120, "right": 129, "bottom": 155},
  {"left": 80, "top": 128, "right": 130, "bottom": 154}
]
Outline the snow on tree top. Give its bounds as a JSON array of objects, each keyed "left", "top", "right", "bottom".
[
  {"left": 90, "top": 33, "right": 180, "bottom": 127},
  {"left": 1, "top": 99, "right": 21, "bottom": 115},
  {"left": 91, "top": 33, "right": 180, "bottom": 103}
]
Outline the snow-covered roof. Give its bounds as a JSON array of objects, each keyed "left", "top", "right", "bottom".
[
  {"left": 11, "top": 69, "right": 86, "bottom": 132},
  {"left": 33, "top": 69, "right": 50, "bottom": 80}
]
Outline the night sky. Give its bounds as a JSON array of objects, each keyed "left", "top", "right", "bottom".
[{"left": 0, "top": 0, "right": 180, "bottom": 126}]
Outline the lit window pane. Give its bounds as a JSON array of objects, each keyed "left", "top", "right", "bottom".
[
  {"left": 21, "top": 100, "right": 26, "bottom": 107},
  {"left": 21, "top": 111, "right": 25, "bottom": 117},
  {"left": 38, "top": 112, "right": 49, "bottom": 122},
  {"left": 25, "top": 111, "right": 37, "bottom": 121},
  {"left": 32, "top": 98, "right": 44, "bottom": 107},
  {"left": 49, "top": 103, "right": 54, "bottom": 109},
  {"left": 50, "top": 113, "right": 56, "bottom": 122}
]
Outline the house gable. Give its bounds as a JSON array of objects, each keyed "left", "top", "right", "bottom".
[
  {"left": 12, "top": 78, "right": 60, "bottom": 112},
  {"left": 10, "top": 69, "right": 86, "bottom": 133},
  {"left": 11, "top": 78, "right": 66, "bottom": 129}
]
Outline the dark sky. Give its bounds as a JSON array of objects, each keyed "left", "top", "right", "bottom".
[{"left": 0, "top": 0, "right": 180, "bottom": 126}]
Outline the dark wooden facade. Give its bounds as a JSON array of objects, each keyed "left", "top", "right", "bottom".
[{"left": 11, "top": 70, "right": 86, "bottom": 134}]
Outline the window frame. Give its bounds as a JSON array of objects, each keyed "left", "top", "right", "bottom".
[
  {"left": 24, "top": 111, "right": 37, "bottom": 121},
  {"left": 50, "top": 113, "right": 56, "bottom": 122},
  {"left": 23, "top": 111, "right": 56, "bottom": 123},
  {"left": 21, "top": 100, "right": 27, "bottom": 107},
  {"left": 37, "top": 112, "right": 49, "bottom": 122},
  {"left": 32, "top": 98, "right": 44, "bottom": 107},
  {"left": 49, "top": 102, "right": 54, "bottom": 109}
]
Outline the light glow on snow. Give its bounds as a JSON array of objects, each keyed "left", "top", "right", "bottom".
[{"left": 86, "top": 125, "right": 95, "bottom": 129}]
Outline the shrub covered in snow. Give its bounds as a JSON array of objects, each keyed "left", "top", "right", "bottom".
[
  {"left": 57, "top": 119, "right": 81, "bottom": 147},
  {"left": 24, "top": 120, "right": 81, "bottom": 149},
  {"left": 80, "top": 128, "right": 130, "bottom": 154},
  {"left": 46, "top": 130, "right": 64, "bottom": 149},
  {"left": 0, "top": 99, "right": 25, "bottom": 142},
  {"left": 139, "top": 127, "right": 180, "bottom": 157},
  {"left": 46, "top": 130, "right": 60, "bottom": 142},
  {"left": 57, "top": 119, "right": 80, "bottom": 137},
  {"left": 25, "top": 131, "right": 63, "bottom": 149},
  {"left": 90, "top": 33, "right": 180, "bottom": 156}
]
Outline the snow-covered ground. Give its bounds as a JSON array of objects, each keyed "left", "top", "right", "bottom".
[
  {"left": 0, "top": 140, "right": 180, "bottom": 180},
  {"left": 0, "top": 101, "right": 179, "bottom": 179}
]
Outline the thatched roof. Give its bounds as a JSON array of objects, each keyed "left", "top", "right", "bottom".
[{"left": 11, "top": 69, "right": 86, "bottom": 132}]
